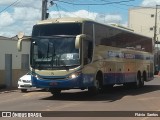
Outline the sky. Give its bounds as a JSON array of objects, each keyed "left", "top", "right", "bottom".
[{"left": 0, "top": 0, "right": 160, "bottom": 37}]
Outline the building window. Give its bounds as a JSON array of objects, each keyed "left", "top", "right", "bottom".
[
  {"left": 150, "top": 27, "right": 154, "bottom": 31},
  {"left": 151, "top": 14, "right": 154, "bottom": 17}
]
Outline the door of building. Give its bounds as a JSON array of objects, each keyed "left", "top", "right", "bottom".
[{"left": 5, "top": 54, "right": 12, "bottom": 87}]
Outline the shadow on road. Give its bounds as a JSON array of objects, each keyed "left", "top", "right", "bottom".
[{"left": 40, "top": 84, "right": 160, "bottom": 102}]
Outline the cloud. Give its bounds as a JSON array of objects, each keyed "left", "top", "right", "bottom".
[
  {"left": 141, "top": 0, "right": 160, "bottom": 7},
  {"left": 0, "top": 0, "right": 41, "bottom": 9},
  {"left": 49, "top": 10, "right": 123, "bottom": 24},
  {"left": 0, "top": 7, "right": 125, "bottom": 37},
  {"left": 122, "top": 21, "right": 128, "bottom": 27},
  {"left": 0, "top": 6, "right": 41, "bottom": 37},
  {"left": 49, "top": 10, "right": 98, "bottom": 20},
  {"left": 13, "top": 7, "right": 41, "bottom": 21},
  {"left": 17, "top": 0, "right": 41, "bottom": 9},
  {"left": 105, "top": 14, "right": 122, "bottom": 24},
  {"left": 0, "top": 25, "right": 22, "bottom": 37},
  {"left": 0, "top": 12, "right": 14, "bottom": 27},
  {"left": 0, "top": 0, "right": 128, "bottom": 37},
  {"left": 0, "top": 0, "right": 16, "bottom": 5}
]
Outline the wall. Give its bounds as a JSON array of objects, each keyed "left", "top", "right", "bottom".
[
  {"left": 0, "top": 37, "right": 30, "bottom": 88},
  {"left": 128, "top": 7, "right": 160, "bottom": 70},
  {"left": 129, "top": 7, "right": 160, "bottom": 41}
]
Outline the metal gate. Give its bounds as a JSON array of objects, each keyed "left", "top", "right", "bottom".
[{"left": 5, "top": 54, "right": 12, "bottom": 87}]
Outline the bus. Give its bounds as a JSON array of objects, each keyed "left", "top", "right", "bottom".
[{"left": 17, "top": 17, "right": 154, "bottom": 95}]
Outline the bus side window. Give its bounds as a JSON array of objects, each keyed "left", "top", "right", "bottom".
[{"left": 83, "top": 40, "right": 93, "bottom": 65}]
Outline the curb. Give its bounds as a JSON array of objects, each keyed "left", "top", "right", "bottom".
[{"left": 0, "top": 86, "right": 18, "bottom": 93}]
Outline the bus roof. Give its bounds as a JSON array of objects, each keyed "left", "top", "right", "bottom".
[
  {"left": 36, "top": 17, "right": 92, "bottom": 25},
  {"left": 36, "top": 17, "right": 152, "bottom": 39}
]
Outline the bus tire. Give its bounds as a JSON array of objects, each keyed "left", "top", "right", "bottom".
[
  {"left": 134, "top": 72, "right": 141, "bottom": 88},
  {"left": 102, "top": 85, "right": 113, "bottom": 91},
  {"left": 123, "top": 83, "right": 132, "bottom": 89},
  {"left": 50, "top": 89, "right": 61, "bottom": 96},
  {"left": 140, "top": 78, "right": 144, "bottom": 87},
  {"left": 88, "top": 79, "right": 100, "bottom": 95},
  {"left": 140, "top": 72, "right": 146, "bottom": 87}
]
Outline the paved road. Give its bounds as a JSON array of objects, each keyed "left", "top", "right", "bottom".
[{"left": 0, "top": 76, "right": 160, "bottom": 120}]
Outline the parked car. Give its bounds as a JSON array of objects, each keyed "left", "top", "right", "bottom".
[{"left": 18, "top": 72, "right": 35, "bottom": 92}]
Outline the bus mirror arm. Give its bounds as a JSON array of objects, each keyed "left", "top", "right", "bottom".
[
  {"left": 17, "top": 38, "right": 23, "bottom": 51},
  {"left": 75, "top": 34, "right": 86, "bottom": 49},
  {"left": 17, "top": 32, "right": 31, "bottom": 51},
  {"left": 17, "top": 32, "right": 25, "bottom": 52}
]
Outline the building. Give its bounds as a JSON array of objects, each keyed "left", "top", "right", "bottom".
[
  {"left": 128, "top": 7, "right": 160, "bottom": 40},
  {"left": 129, "top": 7, "right": 160, "bottom": 71},
  {"left": 0, "top": 36, "right": 30, "bottom": 89}
]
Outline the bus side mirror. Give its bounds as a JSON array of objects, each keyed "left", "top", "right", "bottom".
[
  {"left": 75, "top": 34, "right": 86, "bottom": 49},
  {"left": 17, "top": 32, "right": 24, "bottom": 52}
]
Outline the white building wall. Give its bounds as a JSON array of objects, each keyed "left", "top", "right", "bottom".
[
  {"left": 0, "top": 39, "right": 30, "bottom": 70},
  {"left": 129, "top": 7, "right": 160, "bottom": 70},
  {"left": 0, "top": 37, "right": 30, "bottom": 88},
  {"left": 129, "top": 7, "right": 160, "bottom": 42}
]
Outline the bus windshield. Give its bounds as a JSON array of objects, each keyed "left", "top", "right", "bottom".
[
  {"left": 32, "top": 23, "right": 82, "bottom": 36},
  {"left": 31, "top": 36, "right": 80, "bottom": 70}
]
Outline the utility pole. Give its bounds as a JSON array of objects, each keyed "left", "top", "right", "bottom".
[
  {"left": 154, "top": 5, "right": 160, "bottom": 70},
  {"left": 154, "top": 5, "right": 158, "bottom": 44},
  {"left": 42, "top": 0, "right": 48, "bottom": 20}
]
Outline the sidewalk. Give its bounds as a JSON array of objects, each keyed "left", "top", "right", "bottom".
[{"left": 155, "top": 75, "right": 160, "bottom": 79}]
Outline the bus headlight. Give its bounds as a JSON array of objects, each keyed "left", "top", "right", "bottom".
[
  {"left": 35, "top": 74, "right": 41, "bottom": 79},
  {"left": 32, "top": 72, "right": 41, "bottom": 79},
  {"left": 68, "top": 71, "right": 81, "bottom": 79}
]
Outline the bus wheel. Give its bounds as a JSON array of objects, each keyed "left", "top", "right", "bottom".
[
  {"left": 140, "top": 78, "right": 144, "bottom": 87},
  {"left": 140, "top": 72, "right": 146, "bottom": 87},
  {"left": 50, "top": 89, "right": 61, "bottom": 96},
  {"left": 88, "top": 79, "right": 100, "bottom": 95},
  {"left": 134, "top": 72, "right": 141, "bottom": 88},
  {"left": 101, "top": 85, "right": 113, "bottom": 92}
]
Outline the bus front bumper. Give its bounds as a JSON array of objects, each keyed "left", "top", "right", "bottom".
[{"left": 31, "top": 74, "right": 94, "bottom": 89}]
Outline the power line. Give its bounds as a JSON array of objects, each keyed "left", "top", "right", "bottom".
[
  {"left": 55, "top": 3, "right": 61, "bottom": 18},
  {"left": 100, "top": 0, "right": 121, "bottom": 1},
  {"left": 51, "top": 0, "right": 158, "bottom": 19},
  {"left": 118, "top": 3, "right": 155, "bottom": 8},
  {"left": 55, "top": 0, "right": 135, "bottom": 5},
  {"left": 0, "top": 0, "right": 20, "bottom": 14},
  {"left": 57, "top": 4, "right": 80, "bottom": 17},
  {"left": 117, "top": 4, "right": 158, "bottom": 16},
  {"left": 101, "top": 2, "right": 157, "bottom": 16}
]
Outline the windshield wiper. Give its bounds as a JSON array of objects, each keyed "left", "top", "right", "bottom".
[{"left": 50, "top": 43, "right": 57, "bottom": 69}]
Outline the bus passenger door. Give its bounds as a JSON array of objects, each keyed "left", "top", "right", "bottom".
[{"left": 83, "top": 40, "right": 93, "bottom": 65}]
